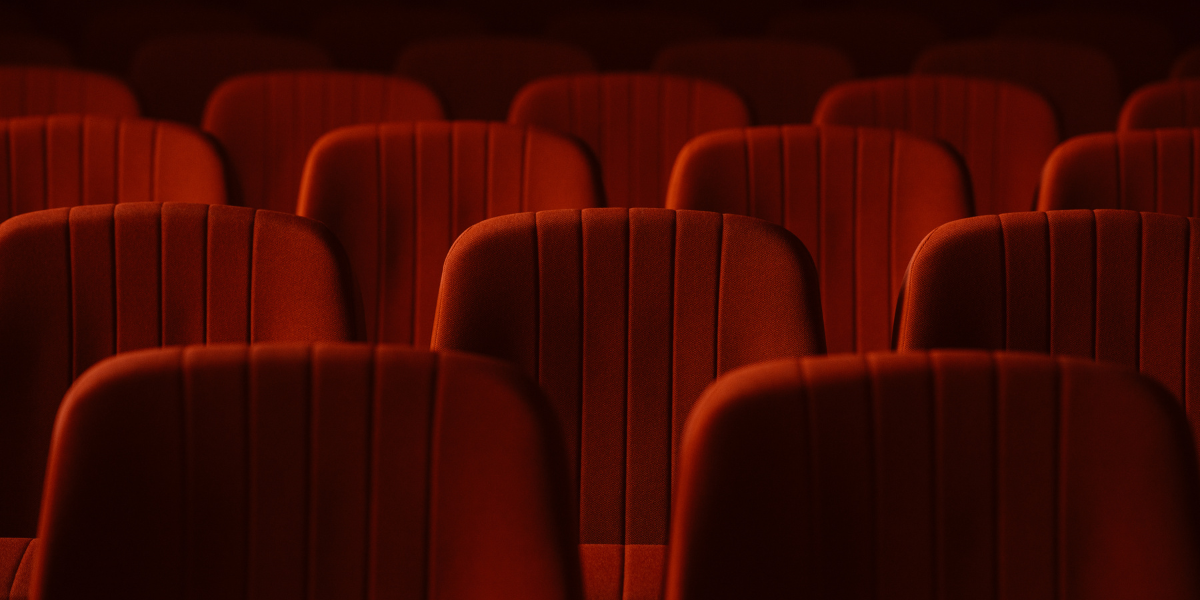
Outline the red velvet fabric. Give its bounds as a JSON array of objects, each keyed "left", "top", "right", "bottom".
[
  {"left": 0, "top": 203, "right": 359, "bottom": 537},
  {"left": 396, "top": 37, "right": 596, "bottom": 121},
  {"left": 913, "top": 39, "right": 1122, "bottom": 137},
  {"left": 667, "top": 351, "right": 1200, "bottom": 600},
  {"left": 652, "top": 40, "right": 854, "bottom": 126},
  {"left": 544, "top": 9, "right": 715, "bottom": 71},
  {"left": 432, "top": 207, "right": 825, "bottom": 600},
  {"left": 1118, "top": 80, "right": 1200, "bottom": 130},
  {"left": 896, "top": 209, "right": 1200, "bottom": 439},
  {"left": 0, "top": 538, "right": 33, "bottom": 600},
  {"left": 1038, "top": 129, "right": 1200, "bottom": 214},
  {"left": 33, "top": 344, "right": 580, "bottom": 600},
  {"left": 298, "top": 121, "right": 601, "bottom": 346},
  {"left": 201, "top": 71, "right": 444, "bottom": 213},
  {"left": 667, "top": 125, "right": 970, "bottom": 353},
  {"left": 0, "top": 67, "right": 138, "bottom": 118},
  {"left": 129, "top": 34, "right": 332, "bottom": 126},
  {"left": 768, "top": 8, "right": 942, "bottom": 77},
  {"left": 0, "top": 115, "right": 226, "bottom": 217},
  {"left": 813, "top": 75, "right": 1059, "bottom": 216},
  {"left": 509, "top": 74, "right": 749, "bottom": 209}
]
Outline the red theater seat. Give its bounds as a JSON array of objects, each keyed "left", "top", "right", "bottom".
[
  {"left": 202, "top": 71, "right": 444, "bottom": 213},
  {"left": 432, "top": 207, "right": 826, "bottom": 600},
  {"left": 667, "top": 125, "right": 970, "bottom": 352},
  {"left": 653, "top": 40, "right": 854, "bottom": 125},
  {"left": 0, "top": 34, "right": 71, "bottom": 66},
  {"left": 298, "top": 121, "right": 601, "bottom": 346},
  {"left": 545, "top": 9, "right": 715, "bottom": 71},
  {"left": 78, "top": 4, "right": 254, "bottom": 74},
  {"left": 0, "top": 115, "right": 226, "bottom": 216},
  {"left": 667, "top": 351, "right": 1200, "bottom": 600},
  {"left": 997, "top": 9, "right": 1177, "bottom": 93},
  {"left": 1119, "top": 79, "right": 1200, "bottom": 130},
  {"left": 129, "top": 33, "right": 332, "bottom": 125},
  {"left": 0, "top": 66, "right": 138, "bottom": 118},
  {"left": 769, "top": 8, "right": 942, "bottom": 77},
  {"left": 396, "top": 37, "right": 595, "bottom": 121},
  {"left": 896, "top": 209, "right": 1200, "bottom": 438},
  {"left": 0, "top": 203, "right": 359, "bottom": 540},
  {"left": 33, "top": 344, "right": 579, "bottom": 600},
  {"left": 913, "top": 39, "right": 1121, "bottom": 137},
  {"left": 310, "top": 6, "right": 487, "bottom": 72},
  {"left": 813, "top": 75, "right": 1059, "bottom": 215},
  {"left": 1038, "top": 129, "right": 1200, "bottom": 214},
  {"left": 509, "top": 74, "right": 749, "bottom": 209}
]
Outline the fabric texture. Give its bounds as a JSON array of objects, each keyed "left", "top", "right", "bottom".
[
  {"left": 396, "top": 37, "right": 596, "bottom": 121},
  {"left": 1118, "top": 80, "right": 1200, "bottom": 130},
  {"left": 913, "top": 38, "right": 1122, "bottom": 137},
  {"left": 0, "top": 115, "right": 226, "bottom": 217},
  {"left": 1038, "top": 129, "right": 1200, "bottom": 214},
  {"left": 813, "top": 75, "right": 1059, "bottom": 216},
  {"left": 667, "top": 350, "right": 1200, "bottom": 600},
  {"left": 667, "top": 125, "right": 971, "bottom": 352},
  {"left": 895, "top": 209, "right": 1200, "bottom": 439},
  {"left": 0, "top": 67, "right": 138, "bottom": 118},
  {"left": 0, "top": 203, "right": 360, "bottom": 538},
  {"left": 129, "top": 33, "right": 332, "bottom": 125},
  {"left": 652, "top": 39, "right": 854, "bottom": 125},
  {"left": 509, "top": 73, "right": 749, "bottom": 209},
  {"left": 432, "top": 207, "right": 826, "bottom": 600},
  {"left": 0, "top": 538, "right": 34, "bottom": 600},
  {"left": 298, "top": 121, "right": 601, "bottom": 346},
  {"left": 34, "top": 344, "right": 580, "bottom": 600},
  {"left": 202, "top": 71, "right": 444, "bottom": 213}
]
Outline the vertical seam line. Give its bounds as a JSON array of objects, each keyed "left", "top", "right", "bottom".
[{"left": 422, "top": 353, "right": 443, "bottom": 600}]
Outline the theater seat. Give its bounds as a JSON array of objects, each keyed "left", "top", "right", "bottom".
[
  {"left": 0, "top": 537, "right": 33, "bottom": 599},
  {"left": 298, "top": 121, "right": 601, "bottom": 346},
  {"left": 0, "top": 203, "right": 359, "bottom": 540},
  {"left": 0, "top": 115, "right": 226, "bottom": 217},
  {"left": 896, "top": 209, "right": 1200, "bottom": 438},
  {"left": 1119, "top": 79, "right": 1200, "bottom": 130},
  {"left": 202, "top": 71, "right": 444, "bottom": 213},
  {"left": 667, "top": 351, "right": 1200, "bottom": 600},
  {"left": 432, "top": 207, "right": 825, "bottom": 600},
  {"left": 509, "top": 74, "right": 749, "bottom": 209},
  {"left": 0, "top": 66, "right": 138, "bottom": 118},
  {"left": 768, "top": 8, "right": 942, "bottom": 77},
  {"left": 814, "top": 75, "right": 1059, "bottom": 215},
  {"left": 310, "top": 6, "right": 488, "bottom": 72},
  {"left": 653, "top": 40, "right": 854, "bottom": 125},
  {"left": 396, "top": 37, "right": 595, "bottom": 121},
  {"left": 667, "top": 125, "right": 971, "bottom": 353},
  {"left": 545, "top": 9, "right": 715, "bottom": 71},
  {"left": 913, "top": 39, "right": 1122, "bottom": 137},
  {"left": 1038, "top": 129, "right": 1200, "bottom": 214},
  {"left": 33, "top": 344, "right": 579, "bottom": 600},
  {"left": 130, "top": 33, "right": 332, "bottom": 125}
]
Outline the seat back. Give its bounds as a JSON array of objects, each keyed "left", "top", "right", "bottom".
[
  {"left": 1038, "top": 129, "right": 1200, "bottom": 214},
  {"left": 298, "top": 121, "right": 601, "bottom": 345},
  {"left": 130, "top": 33, "right": 332, "bottom": 125},
  {"left": 896, "top": 209, "right": 1200, "bottom": 436},
  {"left": 0, "top": 203, "right": 359, "bottom": 536},
  {"left": 432, "top": 207, "right": 825, "bottom": 600},
  {"left": 1119, "top": 79, "right": 1200, "bottom": 130},
  {"left": 768, "top": 8, "right": 942, "bottom": 76},
  {"left": 667, "top": 125, "right": 970, "bottom": 352},
  {"left": 202, "top": 71, "right": 444, "bottom": 213},
  {"left": 667, "top": 351, "right": 1200, "bottom": 600},
  {"left": 509, "top": 73, "right": 749, "bottom": 209},
  {"left": 813, "top": 75, "right": 1059, "bottom": 215},
  {"left": 0, "top": 115, "right": 226, "bottom": 217},
  {"left": 0, "top": 66, "right": 138, "bottom": 118},
  {"left": 34, "top": 344, "right": 580, "bottom": 600},
  {"left": 396, "top": 37, "right": 595, "bottom": 121},
  {"left": 913, "top": 38, "right": 1121, "bottom": 137},
  {"left": 653, "top": 40, "right": 854, "bottom": 125},
  {"left": 545, "top": 9, "right": 714, "bottom": 70}
]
